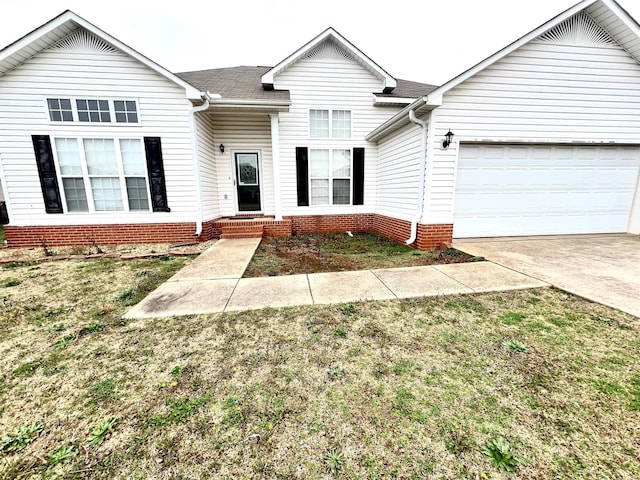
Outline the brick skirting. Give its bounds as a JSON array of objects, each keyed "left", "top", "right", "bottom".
[
  {"left": 3, "top": 223, "right": 197, "bottom": 248},
  {"left": 4, "top": 215, "right": 453, "bottom": 250}
]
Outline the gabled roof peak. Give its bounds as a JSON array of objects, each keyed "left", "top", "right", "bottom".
[
  {"left": 0, "top": 10, "right": 202, "bottom": 99},
  {"left": 261, "top": 27, "right": 397, "bottom": 92}
]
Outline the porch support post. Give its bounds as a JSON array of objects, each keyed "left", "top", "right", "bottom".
[{"left": 269, "top": 113, "right": 283, "bottom": 221}]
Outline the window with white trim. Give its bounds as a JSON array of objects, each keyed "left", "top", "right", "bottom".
[
  {"left": 46, "top": 98, "right": 139, "bottom": 124},
  {"left": 53, "top": 137, "right": 150, "bottom": 212},
  {"left": 76, "top": 99, "right": 111, "bottom": 123},
  {"left": 309, "top": 148, "right": 351, "bottom": 205},
  {"left": 47, "top": 99, "right": 73, "bottom": 122},
  {"left": 309, "top": 109, "right": 351, "bottom": 138}
]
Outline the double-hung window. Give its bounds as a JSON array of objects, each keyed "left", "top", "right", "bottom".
[
  {"left": 53, "top": 137, "right": 150, "bottom": 213},
  {"left": 309, "top": 109, "right": 351, "bottom": 138},
  {"left": 46, "top": 98, "right": 139, "bottom": 124},
  {"left": 310, "top": 149, "right": 351, "bottom": 205}
]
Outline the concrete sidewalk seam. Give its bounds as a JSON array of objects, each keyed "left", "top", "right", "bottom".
[
  {"left": 222, "top": 278, "right": 241, "bottom": 312},
  {"left": 369, "top": 269, "right": 399, "bottom": 299},
  {"left": 430, "top": 265, "right": 477, "bottom": 292},
  {"left": 306, "top": 274, "right": 315, "bottom": 304}
]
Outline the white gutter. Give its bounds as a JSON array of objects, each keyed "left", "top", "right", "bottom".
[
  {"left": 188, "top": 92, "right": 214, "bottom": 236},
  {"left": 405, "top": 109, "right": 428, "bottom": 245}
]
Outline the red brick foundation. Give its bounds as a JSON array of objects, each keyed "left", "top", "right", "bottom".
[
  {"left": 4, "top": 215, "right": 453, "bottom": 250},
  {"left": 285, "top": 214, "right": 452, "bottom": 250},
  {"left": 3, "top": 223, "right": 198, "bottom": 248}
]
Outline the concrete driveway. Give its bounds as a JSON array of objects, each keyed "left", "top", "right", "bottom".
[{"left": 454, "top": 234, "right": 640, "bottom": 318}]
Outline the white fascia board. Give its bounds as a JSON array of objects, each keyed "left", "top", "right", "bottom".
[
  {"left": 373, "top": 95, "right": 417, "bottom": 105},
  {"left": 604, "top": 0, "right": 640, "bottom": 45},
  {"left": 210, "top": 98, "right": 291, "bottom": 112},
  {"left": 261, "top": 27, "right": 396, "bottom": 91},
  {"left": 0, "top": 10, "right": 203, "bottom": 100}
]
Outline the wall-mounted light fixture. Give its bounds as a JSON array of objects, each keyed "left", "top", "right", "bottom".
[
  {"left": 219, "top": 144, "right": 225, "bottom": 153},
  {"left": 442, "top": 130, "right": 454, "bottom": 149}
]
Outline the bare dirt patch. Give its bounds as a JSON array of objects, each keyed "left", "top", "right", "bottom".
[
  {"left": 244, "top": 232, "right": 480, "bottom": 277},
  {"left": 0, "top": 239, "right": 216, "bottom": 264}
]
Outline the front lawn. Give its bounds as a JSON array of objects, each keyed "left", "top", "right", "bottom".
[{"left": 0, "top": 257, "right": 638, "bottom": 478}]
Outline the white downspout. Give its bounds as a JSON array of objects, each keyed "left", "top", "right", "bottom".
[
  {"left": 405, "top": 109, "right": 428, "bottom": 245},
  {"left": 188, "top": 93, "right": 212, "bottom": 237}
]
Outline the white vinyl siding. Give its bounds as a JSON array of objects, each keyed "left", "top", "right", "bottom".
[
  {"left": 376, "top": 120, "right": 423, "bottom": 220},
  {"left": 194, "top": 112, "right": 220, "bottom": 221},
  {"left": 208, "top": 112, "right": 274, "bottom": 217},
  {"left": 0, "top": 29, "right": 197, "bottom": 226},
  {"left": 273, "top": 39, "right": 403, "bottom": 215},
  {"left": 454, "top": 144, "right": 640, "bottom": 237},
  {"left": 427, "top": 40, "right": 640, "bottom": 225}
]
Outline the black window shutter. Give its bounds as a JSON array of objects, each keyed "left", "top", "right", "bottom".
[
  {"left": 296, "top": 147, "right": 309, "bottom": 207},
  {"left": 32, "top": 135, "right": 63, "bottom": 213},
  {"left": 144, "top": 137, "right": 170, "bottom": 212},
  {"left": 353, "top": 147, "right": 365, "bottom": 205}
]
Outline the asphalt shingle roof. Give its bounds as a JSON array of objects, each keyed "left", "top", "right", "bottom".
[
  {"left": 176, "top": 66, "right": 437, "bottom": 101},
  {"left": 177, "top": 66, "right": 290, "bottom": 101}
]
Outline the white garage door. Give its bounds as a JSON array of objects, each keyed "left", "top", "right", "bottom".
[{"left": 453, "top": 144, "right": 640, "bottom": 238}]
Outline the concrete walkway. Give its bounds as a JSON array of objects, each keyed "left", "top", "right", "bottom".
[{"left": 123, "top": 238, "right": 549, "bottom": 319}]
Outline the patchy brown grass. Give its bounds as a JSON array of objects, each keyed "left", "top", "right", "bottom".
[
  {"left": 244, "top": 232, "right": 479, "bottom": 277},
  {"left": 0, "top": 257, "right": 639, "bottom": 479}
]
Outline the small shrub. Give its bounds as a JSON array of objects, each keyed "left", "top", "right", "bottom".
[
  {"left": 502, "top": 340, "right": 530, "bottom": 353},
  {"left": 483, "top": 437, "right": 520, "bottom": 472},
  {"left": 48, "top": 444, "right": 77, "bottom": 466},
  {"left": 327, "top": 368, "right": 345, "bottom": 381},
  {"left": 324, "top": 446, "right": 345, "bottom": 476},
  {"left": 87, "top": 417, "right": 116, "bottom": 446},
  {"left": 0, "top": 422, "right": 45, "bottom": 453}
]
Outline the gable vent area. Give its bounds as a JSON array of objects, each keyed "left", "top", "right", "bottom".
[
  {"left": 48, "top": 29, "right": 118, "bottom": 54},
  {"left": 305, "top": 39, "right": 355, "bottom": 61},
  {"left": 536, "top": 12, "right": 618, "bottom": 47}
]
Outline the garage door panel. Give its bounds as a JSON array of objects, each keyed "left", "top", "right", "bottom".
[
  {"left": 453, "top": 144, "right": 640, "bottom": 237},
  {"left": 455, "top": 213, "right": 630, "bottom": 237}
]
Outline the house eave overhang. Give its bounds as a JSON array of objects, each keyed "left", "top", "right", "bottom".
[
  {"left": 0, "top": 10, "right": 203, "bottom": 100},
  {"left": 204, "top": 98, "right": 291, "bottom": 112},
  {"left": 373, "top": 95, "right": 418, "bottom": 106},
  {"left": 366, "top": 96, "right": 440, "bottom": 142},
  {"left": 260, "top": 27, "right": 397, "bottom": 92}
]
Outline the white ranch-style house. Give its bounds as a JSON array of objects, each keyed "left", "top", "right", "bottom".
[{"left": 0, "top": 0, "right": 639, "bottom": 249}]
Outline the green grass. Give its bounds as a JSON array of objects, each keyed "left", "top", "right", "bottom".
[{"left": 0, "top": 257, "right": 638, "bottom": 478}]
